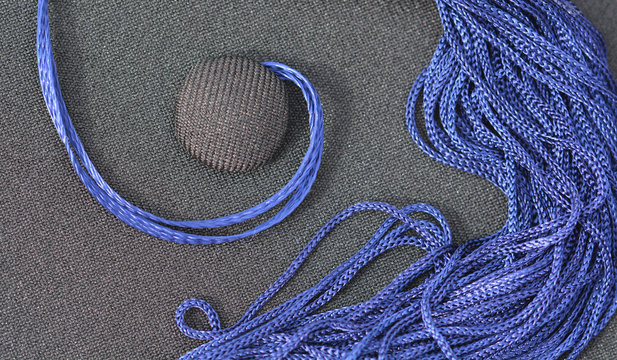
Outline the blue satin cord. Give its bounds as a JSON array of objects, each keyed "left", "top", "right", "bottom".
[
  {"left": 36, "top": 0, "right": 323, "bottom": 245},
  {"left": 37, "top": 0, "right": 617, "bottom": 359}
]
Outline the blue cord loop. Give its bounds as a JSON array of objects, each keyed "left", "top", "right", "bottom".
[
  {"left": 176, "top": 298, "right": 222, "bottom": 341},
  {"left": 37, "top": 0, "right": 617, "bottom": 359},
  {"left": 36, "top": 0, "right": 323, "bottom": 245}
]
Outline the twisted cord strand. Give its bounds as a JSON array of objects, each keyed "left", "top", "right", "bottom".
[
  {"left": 36, "top": 1, "right": 324, "bottom": 244},
  {"left": 174, "top": 0, "right": 617, "bottom": 359}
]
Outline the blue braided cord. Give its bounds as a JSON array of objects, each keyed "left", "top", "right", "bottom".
[
  {"left": 36, "top": 0, "right": 323, "bottom": 244},
  {"left": 172, "top": 0, "right": 617, "bottom": 359},
  {"left": 35, "top": 0, "right": 617, "bottom": 358}
]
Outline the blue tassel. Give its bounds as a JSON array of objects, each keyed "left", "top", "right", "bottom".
[{"left": 37, "top": 0, "right": 617, "bottom": 358}]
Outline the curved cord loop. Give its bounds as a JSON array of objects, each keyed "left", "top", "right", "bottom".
[
  {"left": 36, "top": 0, "right": 323, "bottom": 244},
  {"left": 175, "top": 299, "right": 222, "bottom": 341}
]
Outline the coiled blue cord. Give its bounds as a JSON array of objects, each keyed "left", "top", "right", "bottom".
[
  {"left": 36, "top": 0, "right": 323, "bottom": 244},
  {"left": 37, "top": 0, "right": 617, "bottom": 359}
]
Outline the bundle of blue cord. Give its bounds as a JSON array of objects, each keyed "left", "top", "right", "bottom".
[
  {"left": 37, "top": 0, "right": 617, "bottom": 359},
  {"left": 174, "top": 0, "right": 617, "bottom": 359}
]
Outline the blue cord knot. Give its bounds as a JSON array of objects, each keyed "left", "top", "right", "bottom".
[{"left": 175, "top": 298, "right": 221, "bottom": 341}]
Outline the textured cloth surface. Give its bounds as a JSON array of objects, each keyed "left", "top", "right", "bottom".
[
  {"left": 176, "top": 57, "right": 288, "bottom": 172},
  {"left": 1, "top": 0, "right": 616, "bottom": 359}
]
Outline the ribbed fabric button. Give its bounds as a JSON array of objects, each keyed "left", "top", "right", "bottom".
[{"left": 175, "top": 57, "right": 289, "bottom": 172}]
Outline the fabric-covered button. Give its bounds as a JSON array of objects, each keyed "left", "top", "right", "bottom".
[{"left": 175, "top": 56, "right": 289, "bottom": 172}]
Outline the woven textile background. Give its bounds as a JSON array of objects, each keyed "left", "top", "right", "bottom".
[{"left": 2, "top": 0, "right": 616, "bottom": 358}]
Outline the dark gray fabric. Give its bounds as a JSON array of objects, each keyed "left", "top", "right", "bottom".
[
  {"left": 176, "top": 56, "right": 288, "bottom": 172},
  {"left": 1, "top": 0, "right": 615, "bottom": 358}
]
